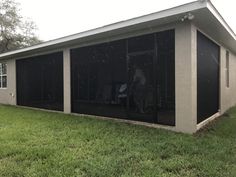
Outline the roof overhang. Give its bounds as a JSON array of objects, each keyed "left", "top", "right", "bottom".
[{"left": 0, "top": 0, "right": 235, "bottom": 60}]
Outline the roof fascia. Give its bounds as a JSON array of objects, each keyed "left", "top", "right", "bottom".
[
  {"left": 206, "top": 0, "right": 236, "bottom": 40},
  {"left": 0, "top": 1, "right": 206, "bottom": 59}
]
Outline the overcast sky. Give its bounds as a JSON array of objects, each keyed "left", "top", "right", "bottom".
[{"left": 16, "top": 0, "right": 236, "bottom": 41}]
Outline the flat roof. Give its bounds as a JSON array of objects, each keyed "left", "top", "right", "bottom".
[{"left": 0, "top": 0, "right": 235, "bottom": 60}]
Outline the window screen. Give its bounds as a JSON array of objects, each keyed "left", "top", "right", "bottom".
[
  {"left": 71, "top": 29, "right": 175, "bottom": 126},
  {"left": 197, "top": 31, "right": 220, "bottom": 123},
  {"left": 0, "top": 63, "right": 7, "bottom": 88},
  {"left": 16, "top": 52, "right": 63, "bottom": 111}
]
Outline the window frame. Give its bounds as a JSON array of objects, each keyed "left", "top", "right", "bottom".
[
  {"left": 0, "top": 63, "right": 7, "bottom": 89},
  {"left": 226, "top": 50, "right": 230, "bottom": 88}
]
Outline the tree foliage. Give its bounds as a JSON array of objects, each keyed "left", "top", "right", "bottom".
[{"left": 0, "top": 0, "right": 41, "bottom": 53}]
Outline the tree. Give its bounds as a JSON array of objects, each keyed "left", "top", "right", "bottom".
[{"left": 0, "top": 0, "right": 41, "bottom": 53}]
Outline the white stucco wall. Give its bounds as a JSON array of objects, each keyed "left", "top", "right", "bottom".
[
  {"left": 0, "top": 59, "right": 16, "bottom": 105},
  {"left": 175, "top": 22, "right": 197, "bottom": 133},
  {"left": 220, "top": 48, "right": 236, "bottom": 113}
]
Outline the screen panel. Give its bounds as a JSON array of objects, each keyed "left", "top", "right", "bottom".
[
  {"left": 197, "top": 31, "right": 220, "bottom": 123},
  {"left": 71, "top": 40, "right": 128, "bottom": 118},
  {"left": 16, "top": 52, "right": 63, "bottom": 111},
  {"left": 71, "top": 29, "right": 175, "bottom": 125},
  {"left": 156, "top": 30, "right": 175, "bottom": 126}
]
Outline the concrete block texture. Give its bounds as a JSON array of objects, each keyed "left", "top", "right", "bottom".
[
  {"left": 175, "top": 22, "right": 197, "bottom": 133},
  {"left": 220, "top": 47, "right": 236, "bottom": 113},
  {"left": 63, "top": 48, "right": 71, "bottom": 113},
  {"left": 0, "top": 59, "right": 16, "bottom": 105}
]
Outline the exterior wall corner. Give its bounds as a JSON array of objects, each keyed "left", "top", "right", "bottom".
[{"left": 175, "top": 22, "right": 197, "bottom": 133}]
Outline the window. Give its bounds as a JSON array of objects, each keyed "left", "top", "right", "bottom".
[
  {"left": 0, "top": 63, "right": 7, "bottom": 88},
  {"left": 226, "top": 51, "right": 230, "bottom": 88}
]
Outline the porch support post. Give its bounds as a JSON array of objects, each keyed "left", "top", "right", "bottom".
[
  {"left": 175, "top": 22, "right": 197, "bottom": 133},
  {"left": 63, "top": 48, "right": 71, "bottom": 113}
]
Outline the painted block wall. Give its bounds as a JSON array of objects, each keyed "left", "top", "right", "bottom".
[{"left": 0, "top": 59, "right": 16, "bottom": 105}]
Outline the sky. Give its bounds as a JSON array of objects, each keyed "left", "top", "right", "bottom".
[{"left": 16, "top": 0, "right": 236, "bottom": 41}]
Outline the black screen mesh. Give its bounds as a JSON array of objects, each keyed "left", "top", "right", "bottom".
[
  {"left": 197, "top": 31, "right": 220, "bottom": 123},
  {"left": 16, "top": 52, "right": 63, "bottom": 111},
  {"left": 71, "top": 30, "right": 175, "bottom": 125}
]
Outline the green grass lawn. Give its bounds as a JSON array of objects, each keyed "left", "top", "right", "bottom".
[{"left": 0, "top": 105, "right": 236, "bottom": 177}]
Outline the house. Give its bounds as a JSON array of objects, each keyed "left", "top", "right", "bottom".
[{"left": 0, "top": 0, "right": 235, "bottom": 133}]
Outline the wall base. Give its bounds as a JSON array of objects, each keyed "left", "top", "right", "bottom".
[{"left": 197, "top": 112, "right": 220, "bottom": 131}]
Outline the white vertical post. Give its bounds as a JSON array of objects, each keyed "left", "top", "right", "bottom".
[
  {"left": 63, "top": 48, "right": 71, "bottom": 113},
  {"left": 175, "top": 22, "right": 197, "bottom": 133}
]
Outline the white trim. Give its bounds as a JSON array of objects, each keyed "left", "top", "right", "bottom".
[
  {"left": 0, "top": 1, "right": 235, "bottom": 59},
  {"left": 0, "top": 63, "right": 7, "bottom": 89},
  {"left": 0, "top": 1, "right": 207, "bottom": 59},
  {"left": 206, "top": 1, "right": 236, "bottom": 40},
  {"left": 197, "top": 112, "right": 220, "bottom": 130}
]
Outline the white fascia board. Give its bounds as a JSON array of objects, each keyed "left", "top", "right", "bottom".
[
  {"left": 206, "top": 1, "right": 236, "bottom": 40},
  {"left": 0, "top": 1, "right": 206, "bottom": 59}
]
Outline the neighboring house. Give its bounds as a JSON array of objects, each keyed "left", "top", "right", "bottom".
[{"left": 0, "top": 0, "right": 235, "bottom": 133}]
